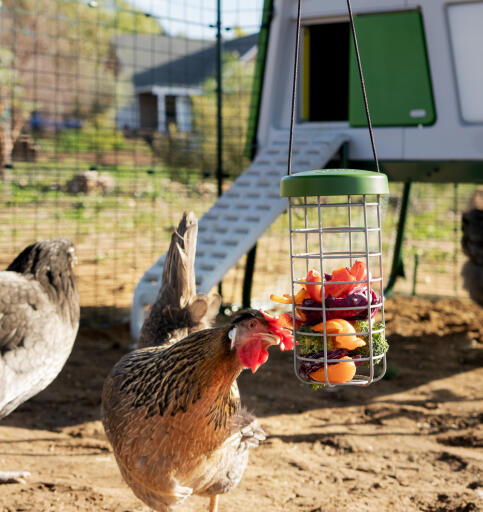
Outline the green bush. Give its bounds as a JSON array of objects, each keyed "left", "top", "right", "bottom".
[{"left": 56, "top": 125, "right": 126, "bottom": 153}]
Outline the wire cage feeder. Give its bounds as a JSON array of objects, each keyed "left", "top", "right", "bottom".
[{"left": 280, "top": 169, "right": 390, "bottom": 388}]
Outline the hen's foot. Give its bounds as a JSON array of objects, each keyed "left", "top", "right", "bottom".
[
  {"left": 209, "top": 495, "right": 219, "bottom": 512},
  {"left": 0, "top": 470, "right": 31, "bottom": 484}
]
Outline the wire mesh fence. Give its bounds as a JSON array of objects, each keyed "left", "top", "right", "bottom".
[
  {"left": 0, "top": 0, "right": 478, "bottom": 325},
  {"left": 0, "top": 0, "right": 263, "bottom": 320}
]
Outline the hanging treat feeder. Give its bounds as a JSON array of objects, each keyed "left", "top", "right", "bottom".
[
  {"left": 259, "top": 0, "right": 392, "bottom": 388},
  {"left": 275, "top": 169, "right": 389, "bottom": 387}
]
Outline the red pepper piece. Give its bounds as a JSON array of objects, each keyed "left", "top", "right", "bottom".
[
  {"left": 305, "top": 269, "right": 322, "bottom": 302},
  {"left": 324, "top": 267, "right": 356, "bottom": 298},
  {"left": 259, "top": 310, "right": 295, "bottom": 351},
  {"left": 350, "top": 260, "right": 367, "bottom": 282}
]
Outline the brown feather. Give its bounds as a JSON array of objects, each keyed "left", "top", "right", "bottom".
[{"left": 137, "top": 212, "right": 220, "bottom": 349}]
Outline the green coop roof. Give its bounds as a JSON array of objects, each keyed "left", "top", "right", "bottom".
[{"left": 280, "top": 169, "right": 389, "bottom": 197}]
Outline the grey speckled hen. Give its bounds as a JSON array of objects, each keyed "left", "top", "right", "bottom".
[{"left": 0, "top": 239, "right": 79, "bottom": 483}]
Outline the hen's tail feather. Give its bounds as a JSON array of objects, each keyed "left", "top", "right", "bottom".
[
  {"left": 161, "top": 211, "right": 198, "bottom": 310},
  {"left": 137, "top": 212, "right": 220, "bottom": 349}
]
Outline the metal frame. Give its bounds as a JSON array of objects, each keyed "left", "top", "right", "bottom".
[{"left": 289, "top": 193, "right": 387, "bottom": 388}]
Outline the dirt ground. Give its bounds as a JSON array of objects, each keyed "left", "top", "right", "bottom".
[{"left": 0, "top": 296, "right": 482, "bottom": 512}]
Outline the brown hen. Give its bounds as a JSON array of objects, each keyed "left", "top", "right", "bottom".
[
  {"left": 101, "top": 309, "right": 280, "bottom": 512},
  {"left": 102, "top": 212, "right": 284, "bottom": 511}
]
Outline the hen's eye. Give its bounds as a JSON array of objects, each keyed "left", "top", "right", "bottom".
[{"left": 248, "top": 320, "right": 257, "bottom": 329}]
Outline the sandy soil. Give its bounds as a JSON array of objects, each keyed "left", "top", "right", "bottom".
[{"left": 1, "top": 296, "right": 482, "bottom": 512}]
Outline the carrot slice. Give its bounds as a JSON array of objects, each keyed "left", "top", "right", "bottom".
[{"left": 270, "top": 294, "right": 292, "bottom": 304}]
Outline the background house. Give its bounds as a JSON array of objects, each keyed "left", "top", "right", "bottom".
[
  {"left": 112, "top": 33, "right": 211, "bottom": 133},
  {"left": 114, "top": 33, "right": 258, "bottom": 134}
]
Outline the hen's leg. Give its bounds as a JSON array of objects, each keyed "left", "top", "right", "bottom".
[
  {"left": 0, "top": 470, "right": 30, "bottom": 484},
  {"left": 209, "top": 495, "right": 219, "bottom": 512}
]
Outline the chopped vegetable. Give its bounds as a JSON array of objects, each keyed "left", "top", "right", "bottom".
[
  {"left": 305, "top": 269, "right": 322, "bottom": 302},
  {"left": 277, "top": 312, "right": 301, "bottom": 330},
  {"left": 269, "top": 294, "right": 292, "bottom": 304},
  {"left": 323, "top": 266, "right": 356, "bottom": 298},
  {"left": 299, "top": 298, "right": 323, "bottom": 325},
  {"left": 294, "top": 288, "right": 310, "bottom": 305},
  {"left": 309, "top": 356, "right": 357, "bottom": 383},
  {"left": 312, "top": 319, "right": 366, "bottom": 350},
  {"left": 325, "top": 287, "right": 381, "bottom": 320},
  {"left": 298, "top": 349, "right": 348, "bottom": 377},
  {"left": 259, "top": 310, "right": 294, "bottom": 351},
  {"left": 267, "top": 261, "right": 388, "bottom": 386},
  {"left": 351, "top": 320, "right": 388, "bottom": 364},
  {"left": 297, "top": 326, "right": 333, "bottom": 354},
  {"left": 350, "top": 260, "right": 370, "bottom": 282}
]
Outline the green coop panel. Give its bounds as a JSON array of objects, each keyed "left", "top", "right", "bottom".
[{"left": 349, "top": 10, "right": 436, "bottom": 127}]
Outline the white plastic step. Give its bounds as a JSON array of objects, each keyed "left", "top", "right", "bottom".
[{"left": 130, "top": 129, "right": 349, "bottom": 339}]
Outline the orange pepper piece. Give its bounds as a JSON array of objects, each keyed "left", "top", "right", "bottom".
[
  {"left": 294, "top": 287, "right": 310, "bottom": 305},
  {"left": 311, "top": 319, "right": 365, "bottom": 350},
  {"left": 310, "top": 356, "right": 356, "bottom": 383}
]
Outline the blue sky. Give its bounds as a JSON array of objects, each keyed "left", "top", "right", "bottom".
[{"left": 127, "top": 0, "right": 264, "bottom": 39}]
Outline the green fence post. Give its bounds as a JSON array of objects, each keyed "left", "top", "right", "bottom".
[{"left": 385, "top": 180, "right": 412, "bottom": 296}]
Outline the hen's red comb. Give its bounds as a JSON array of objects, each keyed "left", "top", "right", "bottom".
[{"left": 260, "top": 310, "right": 295, "bottom": 351}]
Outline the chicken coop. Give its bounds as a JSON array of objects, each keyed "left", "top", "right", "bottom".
[
  {"left": 131, "top": 0, "right": 483, "bottom": 337},
  {"left": 0, "top": 0, "right": 480, "bottom": 330}
]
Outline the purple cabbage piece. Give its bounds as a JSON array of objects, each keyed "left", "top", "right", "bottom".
[
  {"left": 299, "top": 287, "right": 381, "bottom": 324},
  {"left": 300, "top": 298, "right": 323, "bottom": 325},
  {"left": 325, "top": 286, "right": 381, "bottom": 320},
  {"left": 298, "top": 349, "right": 348, "bottom": 378}
]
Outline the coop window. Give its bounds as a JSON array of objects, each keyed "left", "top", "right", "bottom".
[
  {"left": 165, "top": 95, "right": 177, "bottom": 130},
  {"left": 447, "top": 2, "right": 483, "bottom": 123}
]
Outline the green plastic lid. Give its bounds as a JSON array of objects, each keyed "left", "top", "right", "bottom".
[{"left": 280, "top": 169, "right": 389, "bottom": 197}]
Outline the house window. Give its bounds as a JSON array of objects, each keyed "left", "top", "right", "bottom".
[
  {"left": 139, "top": 92, "right": 158, "bottom": 131},
  {"left": 302, "top": 10, "right": 436, "bottom": 127},
  {"left": 447, "top": 2, "right": 483, "bottom": 123},
  {"left": 165, "top": 95, "right": 176, "bottom": 130}
]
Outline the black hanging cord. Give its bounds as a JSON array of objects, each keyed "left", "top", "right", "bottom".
[
  {"left": 287, "top": 0, "right": 381, "bottom": 174},
  {"left": 346, "top": 0, "right": 380, "bottom": 172},
  {"left": 287, "top": 0, "right": 302, "bottom": 176}
]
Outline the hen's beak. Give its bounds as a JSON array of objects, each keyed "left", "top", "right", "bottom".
[{"left": 256, "top": 332, "right": 280, "bottom": 348}]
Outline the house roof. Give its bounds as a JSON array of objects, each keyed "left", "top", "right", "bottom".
[
  {"left": 133, "top": 33, "right": 259, "bottom": 90},
  {"left": 112, "top": 34, "right": 212, "bottom": 78}
]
